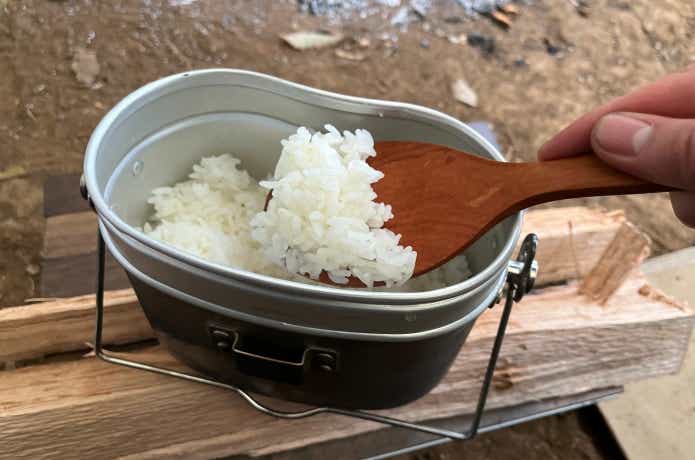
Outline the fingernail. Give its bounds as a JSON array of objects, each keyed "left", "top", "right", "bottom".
[{"left": 594, "top": 114, "right": 652, "bottom": 156}]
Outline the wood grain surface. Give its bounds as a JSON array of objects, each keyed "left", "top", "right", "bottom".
[
  {"left": 0, "top": 273, "right": 691, "bottom": 459},
  {"left": 580, "top": 220, "right": 651, "bottom": 303}
]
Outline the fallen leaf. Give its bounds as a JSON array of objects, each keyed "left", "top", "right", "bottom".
[
  {"left": 335, "top": 49, "right": 367, "bottom": 61},
  {"left": 451, "top": 79, "right": 478, "bottom": 108},
  {"left": 280, "top": 31, "right": 344, "bottom": 50},
  {"left": 71, "top": 47, "right": 100, "bottom": 87},
  {"left": 490, "top": 10, "right": 512, "bottom": 28}
]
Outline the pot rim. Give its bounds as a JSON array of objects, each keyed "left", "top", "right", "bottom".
[
  {"left": 84, "top": 68, "right": 522, "bottom": 303},
  {"left": 102, "top": 219, "right": 503, "bottom": 341}
]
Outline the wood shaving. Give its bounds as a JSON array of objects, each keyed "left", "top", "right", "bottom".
[
  {"left": 451, "top": 78, "right": 479, "bottom": 107},
  {"left": 280, "top": 31, "right": 344, "bottom": 50}
]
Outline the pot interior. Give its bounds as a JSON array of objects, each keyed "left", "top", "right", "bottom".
[{"left": 91, "top": 70, "right": 519, "bottom": 293}]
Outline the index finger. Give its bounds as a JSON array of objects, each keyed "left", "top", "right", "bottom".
[{"left": 538, "top": 68, "right": 695, "bottom": 161}]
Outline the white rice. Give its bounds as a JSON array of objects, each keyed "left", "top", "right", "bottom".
[
  {"left": 250, "top": 125, "right": 415, "bottom": 287},
  {"left": 143, "top": 154, "right": 288, "bottom": 279},
  {"left": 143, "top": 126, "right": 471, "bottom": 291}
]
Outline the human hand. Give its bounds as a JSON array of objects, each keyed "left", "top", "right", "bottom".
[{"left": 538, "top": 68, "right": 695, "bottom": 227}]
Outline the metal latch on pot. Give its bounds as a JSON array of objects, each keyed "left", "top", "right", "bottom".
[
  {"left": 211, "top": 328, "right": 306, "bottom": 367},
  {"left": 507, "top": 234, "right": 539, "bottom": 302},
  {"left": 494, "top": 234, "right": 539, "bottom": 305},
  {"left": 209, "top": 327, "right": 338, "bottom": 383}
]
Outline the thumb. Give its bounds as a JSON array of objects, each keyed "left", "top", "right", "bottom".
[
  {"left": 591, "top": 112, "right": 695, "bottom": 227},
  {"left": 591, "top": 112, "right": 695, "bottom": 191}
]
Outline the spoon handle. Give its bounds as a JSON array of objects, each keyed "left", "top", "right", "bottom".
[{"left": 506, "top": 154, "right": 674, "bottom": 211}]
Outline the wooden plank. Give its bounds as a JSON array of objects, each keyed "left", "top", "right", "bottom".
[
  {"left": 580, "top": 221, "right": 651, "bottom": 303},
  {"left": 39, "top": 251, "right": 130, "bottom": 298},
  {"left": 43, "top": 174, "right": 90, "bottom": 217},
  {"left": 40, "top": 207, "right": 628, "bottom": 297},
  {"left": 599, "top": 247, "right": 695, "bottom": 460},
  {"left": 41, "top": 172, "right": 129, "bottom": 297},
  {"left": 42, "top": 211, "right": 97, "bottom": 259},
  {"left": 0, "top": 289, "right": 150, "bottom": 364},
  {"left": 0, "top": 273, "right": 691, "bottom": 459}
]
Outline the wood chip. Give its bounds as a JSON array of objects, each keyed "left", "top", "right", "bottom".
[
  {"left": 334, "top": 49, "right": 367, "bottom": 61},
  {"left": 280, "top": 31, "right": 344, "bottom": 50},
  {"left": 500, "top": 3, "right": 520, "bottom": 14},
  {"left": 451, "top": 78, "right": 478, "bottom": 108},
  {"left": 579, "top": 221, "right": 651, "bottom": 304},
  {"left": 490, "top": 10, "right": 513, "bottom": 28}
]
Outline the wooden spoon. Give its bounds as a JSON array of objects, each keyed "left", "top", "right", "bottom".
[{"left": 266, "top": 141, "right": 673, "bottom": 287}]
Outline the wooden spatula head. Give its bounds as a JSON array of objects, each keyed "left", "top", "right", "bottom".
[
  {"left": 369, "top": 141, "right": 672, "bottom": 277},
  {"left": 369, "top": 141, "right": 512, "bottom": 276}
]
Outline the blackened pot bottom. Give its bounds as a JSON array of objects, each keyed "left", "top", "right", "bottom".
[{"left": 130, "top": 275, "right": 478, "bottom": 410}]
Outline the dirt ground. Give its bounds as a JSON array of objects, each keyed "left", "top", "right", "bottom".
[{"left": 0, "top": 0, "right": 693, "bottom": 458}]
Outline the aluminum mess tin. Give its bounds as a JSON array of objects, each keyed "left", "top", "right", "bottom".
[{"left": 84, "top": 69, "right": 522, "bottom": 409}]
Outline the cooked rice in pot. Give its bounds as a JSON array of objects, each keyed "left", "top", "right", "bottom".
[{"left": 143, "top": 125, "right": 471, "bottom": 291}]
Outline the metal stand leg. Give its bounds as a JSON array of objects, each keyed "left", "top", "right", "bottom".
[{"left": 93, "top": 229, "right": 540, "bottom": 447}]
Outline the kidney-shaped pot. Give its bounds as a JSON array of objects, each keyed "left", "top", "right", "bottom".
[{"left": 84, "top": 69, "right": 522, "bottom": 409}]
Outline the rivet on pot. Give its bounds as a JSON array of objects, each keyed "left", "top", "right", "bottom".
[
  {"left": 132, "top": 160, "right": 144, "bottom": 176},
  {"left": 315, "top": 352, "right": 335, "bottom": 372},
  {"left": 211, "top": 329, "right": 229, "bottom": 338},
  {"left": 215, "top": 340, "right": 230, "bottom": 351},
  {"left": 210, "top": 329, "right": 231, "bottom": 351}
]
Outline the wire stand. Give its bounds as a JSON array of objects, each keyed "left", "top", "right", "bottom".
[{"left": 93, "top": 229, "right": 544, "bottom": 454}]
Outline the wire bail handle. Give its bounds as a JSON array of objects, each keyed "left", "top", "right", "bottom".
[{"left": 84, "top": 174, "right": 546, "bottom": 454}]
